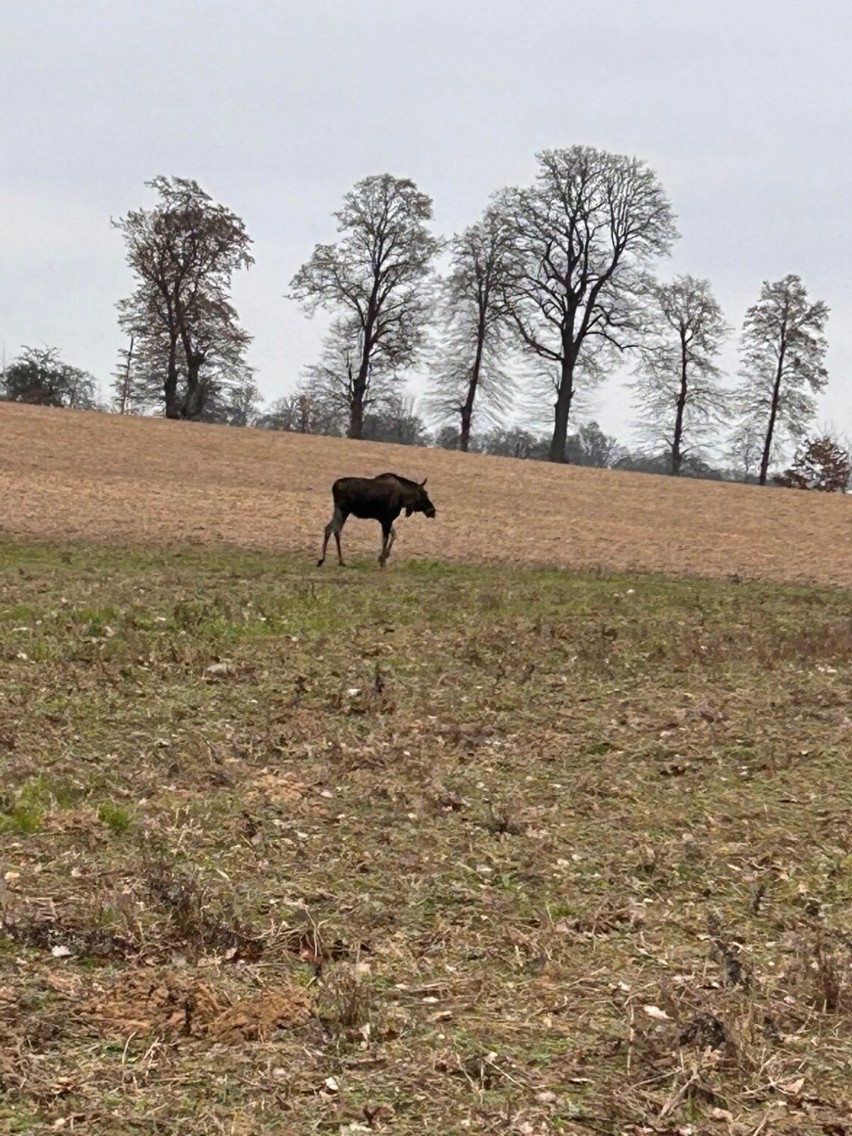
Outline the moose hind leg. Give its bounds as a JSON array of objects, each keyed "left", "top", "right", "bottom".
[
  {"left": 318, "top": 507, "right": 346, "bottom": 567},
  {"left": 378, "top": 520, "right": 394, "bottom": 567},
  {"left": 385, "top": 525, "right": 397, "bottom": 561}
]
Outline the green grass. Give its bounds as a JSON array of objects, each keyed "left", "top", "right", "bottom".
[
  {"left": 0, "top": 776, "right": 81, "bottom": 834},
  {"left": 96, "top": 802, "right": 133, "bottom": 835},
  {"left": 1, "top": 538, "right": 851, "bottom": 1133}
]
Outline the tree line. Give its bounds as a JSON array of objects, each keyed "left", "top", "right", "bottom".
[{"left": 1, "top": 147, "right": 849, "bottom": 491}]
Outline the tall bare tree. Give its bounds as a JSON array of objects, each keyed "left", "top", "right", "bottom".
[
  {"left": 496, "top": 146, "right": 678, "bottom": 462},
  {"left": 427, "top": 210, "right": 514, "bottom": 450},
  {"left": 631, "top": 276, "right": 729, "bottom": 475},
  {"left": 114, "top": 176, "right": 254, "bottom": 420},
  {"left": 288, "top": 174, "right": 440, "bottom": 439},
  {"left": 733, "top": 274, "right": 829, "bottom": 486}
]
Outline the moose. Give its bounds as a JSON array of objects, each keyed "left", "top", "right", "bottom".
[{"left": 317, "top": 472, "right": 436, "bottom": 568}]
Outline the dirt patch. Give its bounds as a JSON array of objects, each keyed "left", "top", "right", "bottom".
[
  {"left": 249, "top": 771, "right": 308, "bottom": 804},
  {"left": 80, "top": 970, "right": 312, "bottom": 1043},
  {"left": 1, "top": 402, "right": 850, "bottom": 585},
  {"left": 205, "top": 988, "right": 313, "bottom": 1043}
]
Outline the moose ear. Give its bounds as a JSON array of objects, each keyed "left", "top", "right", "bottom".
[{"left": 420, "top": 478, "right": 427, "bottom": 487}]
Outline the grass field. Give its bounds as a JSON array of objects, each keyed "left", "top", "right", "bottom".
[
  {"left": 1, "top": 407, "right": 851, "bottom": 1134},
  {"left": 2, "top": 543, "right": 851, "bottom": 1134}
]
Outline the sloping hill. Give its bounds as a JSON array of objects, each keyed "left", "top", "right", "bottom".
[{"left": 0, "top": 402, "right": 849, "bottom": 585}]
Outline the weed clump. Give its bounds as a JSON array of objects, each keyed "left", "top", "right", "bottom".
[
  {"left": 97, "top": 801, "right": 132, "bottom": 834},
  {"left": 143, "top": 856, "right": 263, "bottom": 960}
]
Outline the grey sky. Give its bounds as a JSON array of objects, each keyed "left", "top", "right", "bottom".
[{"left": 2, "top": 0, "right": 850, "bottom": 450}]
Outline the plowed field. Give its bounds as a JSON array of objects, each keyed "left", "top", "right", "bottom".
[{"left": 1, "top": 401, "right": 850, "bottom": 584}]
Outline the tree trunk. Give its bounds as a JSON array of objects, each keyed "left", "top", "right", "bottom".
[
  {"left": 118, "top": 337, "right": 134, "bottom": 415},
  {"left": 164, "top": 340, "right": 181, "bottom": 419},
  {"left": 549, "top": 353, "right": 575, "bottom": 463},
  {"left": 459, "top": 404, "right": 472, "bottom": 452},
  {"left": 671, "top": 339, "right": 688, "bottom": 476},
  {"left": 459, "top": 317, "right": 486, "bottom": 453},
  {"left": 348, "top": 338, "right": 372, "bottom": 440},
  {"left": 759, "top": 345, "right": 786, "bottom": 486},
  {"left": 182, "top": 354, "right": 207, "bottom": 419},
  {"left": 348, "top": 385, "right": 365, "bottom": 439}
]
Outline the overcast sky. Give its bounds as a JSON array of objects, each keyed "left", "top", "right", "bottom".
[{"left": 2, "top": 0, "right": 850, "bottom": 450}]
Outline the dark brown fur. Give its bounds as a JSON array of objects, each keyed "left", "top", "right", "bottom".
[{"left": 317, "top": 473, "right": 436, "bottom": 567}]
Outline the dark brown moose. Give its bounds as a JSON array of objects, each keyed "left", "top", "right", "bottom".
[{"left": 317, "top": 472, "right": 436, "bottom": 568}]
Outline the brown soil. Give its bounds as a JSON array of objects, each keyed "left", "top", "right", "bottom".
[
  {"left": 80, "top": 971, "right": 312, "bottom": 1044},
  {"left": 1, "top": 402, "right": 849, "bottom": 584}
]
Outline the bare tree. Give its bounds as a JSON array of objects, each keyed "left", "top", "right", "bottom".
[
  {"left": 199, "top": 376, "right": 262, "bottom": 427},
  {"left": 2, "top": 346, "right": 98, "bottom": 409},
  {"left": 615, "top": 449, "right": 727, "bottom": 480},
  {"left": 297, "top": 326, "right": 400, "bottom": 431},
  {"left": 288, "top": 174, "right": 440, "bottom": 439},
  {"left": 476, "top": 426, "right": 549, "bottom": 460},
  {"left": 427, "top": 210, "right": 515, "bottom": 450},
  {"left": 726, "top": 418, "right": 764, "bottom": 483},
  {"left": 630, "top": 276, "right": 730, "bottom": 475},
  {"left": 733, "top": 274, "right": 829, "bottom": 486},
  {"left": 110, "top": 337, "right": 145, "bottom": 415},
  {"left": 114, "top": 176, "right": 254, "bottom": 420},
  {"left": 566, "top": 420, "right": 627, "bottom": 468},
  {"left": 496, "top": 146, "right": 678, "bottom": 462},
  {"left": 257, "top": 387, "right": 346, "bottom": 435},
  {"left": 363, "top": 393, "right": 430, "bottom": 446}
]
